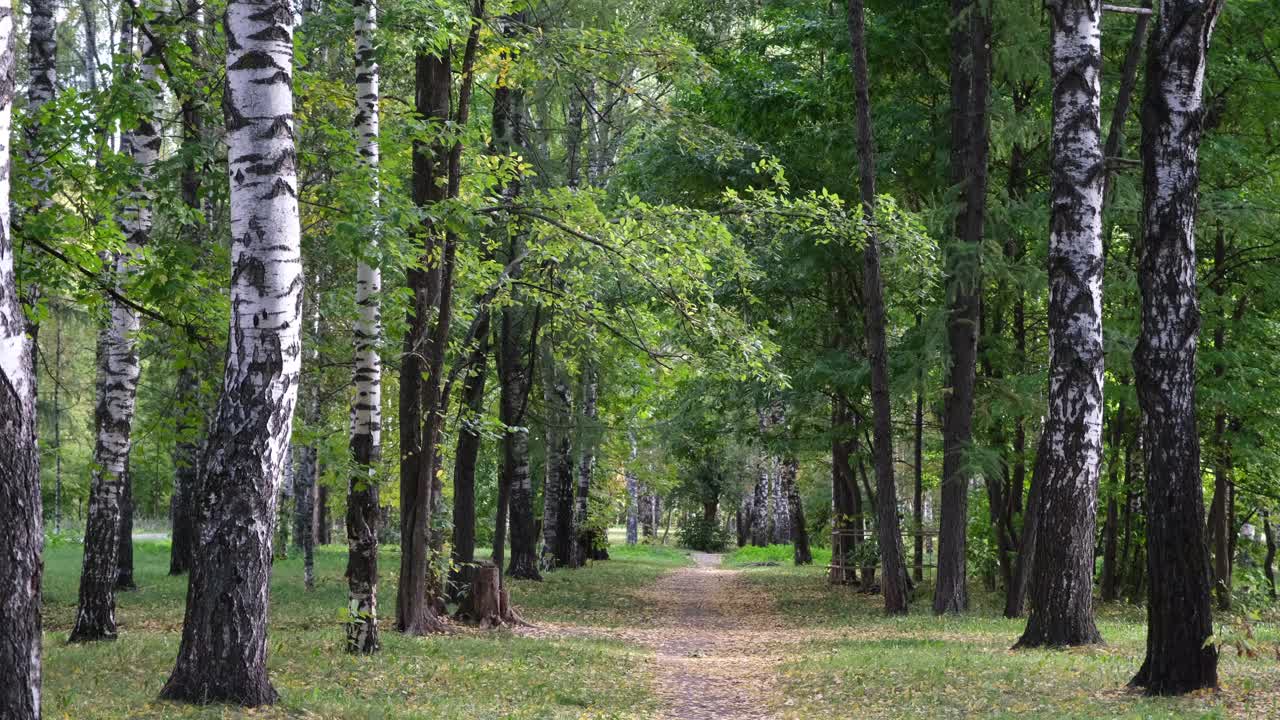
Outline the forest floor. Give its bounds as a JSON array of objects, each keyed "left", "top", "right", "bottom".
[{"left": 37, "top": 536, "right": 1280, "bottom": 718}]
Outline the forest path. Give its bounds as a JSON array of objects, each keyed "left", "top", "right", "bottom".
[{"left": 638, "top": 552, "right": 788, "bottom": 720}]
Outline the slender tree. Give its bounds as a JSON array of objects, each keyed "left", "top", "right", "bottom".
[
  {"left": 541, "top": 338, "right": 576, "bottom": 569},
  {"left": 158, "top": 0, "right": 302, "bottom": 703},
  {"left": 781, "top": 454, "right": 811, "bottom": 565},
  {"left": 1129, "top": 0, "right": 1224, "bottom": 696},
  {"left": 0, "top": 4, "right": 44, "bottom": 712},
  {"left": 572, "top": 362, "right": 599, "bottom": 566},
  {"left": 295, "top": 295, "right": 320, "bottom": 591},
  {"left": 169, "top": 0, "right": 209, "bottom": 577},
  {"left": 846, "top": 0, "right": 909, "bottom": 614},
  {"left": 396, "top": 47, "right": 452, "bottom": 634},
  {"left": 345, "top": 0, "right": 382, "bottom": 654},
  {"left": 935, "top": 0, "right": 991, "bottom": 615},
  {"left": 491, "top": 13, "right": 541, "bottom": 580},
  {"left": 625, "top": 432, "right": 639, "bottom": 545},
  {"left": 71, "top": 13, "right": 160, "bottom": 642},
  {"left": 1017, "top": 0, "right": 1106, "bottom": 649}
]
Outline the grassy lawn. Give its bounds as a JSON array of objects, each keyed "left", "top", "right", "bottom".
[
  {"left": 41, "top": 538, "right": 688, "bottom": 719},
  {"left": 726, "top": 545, "right": 1280, "bottom": 720}
]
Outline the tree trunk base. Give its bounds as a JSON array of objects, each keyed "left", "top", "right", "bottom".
[
  {"left": 455, "top": 563, "right": 531, "bottom": 628},
  {"left": 159, "top": 669, "right": 279, "bottom": 707}
]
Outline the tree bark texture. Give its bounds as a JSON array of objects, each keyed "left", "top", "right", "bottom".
[
  {"left": 159, "top": 0, "right": 302, "bottom": 704},
  {"left": 396, "top": 49, "right": 451, "bottom": 635},
  {"left": 1018, "top": 0, "right": 1106, "bottom": 649},
  {"left": 117, "top": 467, "right": 135, "bottom": 590},
  {"left": 847, "top": 0, "right": 908, "bottom": 614},
  {"left": 780, "top": 455, "right": 811, "bottom": 565},
  {"left": 450, "top": 325, "right": 488, "bottom": 592},
  {"left": 572, "top": 363, "right": 599, "bottom": 566},
  {"left": 1006, "top": 430, "right": 1049, "bottom": 619},
  {"left": 0, "top": 10, "right": 43, "bottom": 712},
  {"left": 345, "top": 0, "right": 382, "bottom": 654},
  {"left": 1130, "top": 0, "right": 1223, "bottom": 695},
  {"left": 72, "top": 17, "right": 159, "bottom": 642},
  {"left": 541, "top": 342, "right": 575, "bottom": 570},
  {"left": 935, "top": 0, "right": 991, "bottom": 616}
]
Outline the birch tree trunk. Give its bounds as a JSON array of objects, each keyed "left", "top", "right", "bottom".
[
  {"left": 345, "top": 9, "right": 383, "bottom": 639},
  {"left": 159, "top": 0, "right": 302, "bottom": 703},
  {"left": 1017, "top": 0, "right": 1105, "bottom": 649},
  {"left": 71, "top": 16, "right": 159, "bottom": 642},
  {"left": 0, "top": 8, "right": 44, "bottom": 713},
  {"left": 1130, "top": 0, "right": 1223, "bottom": 696},
  {"left": 846, "top": 0, "right": 908, "bottom": 614},
  {"left": 935, "top": 0, "right": 991, "bottom": 616}
]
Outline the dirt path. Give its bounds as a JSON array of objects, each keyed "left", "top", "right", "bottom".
[{"left": 637, "top": 552, "right": 786, "bottom": 720}]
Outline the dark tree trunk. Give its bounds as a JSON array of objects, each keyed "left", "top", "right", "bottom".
[
  {"left": 450, "top": 325, "right": 489, "bottom": 592},
  {"left": 846, "top": 0, "right": 908, "bottom": 613},
  {"left": 169, "top": 0, "right": 210, "bottom": 578},
  {"left": 1129, "top": 0, "right": 1223, "bottom": 695},
  {"left": 1207, "top": 229, "right": 1234, "bottom": 612},
  {"left": 1018, "top": 0, "right": 1106, "bottom": 649},
  {"left": 573, "top": 363, "right": 599, "bottom": 566},
  {"left": 397, "top": 49, "right": 452, "bottom": 635},
  {"left": 170, "top": 365, "right": 200, "bottom": 575},
  {"left": 831, "top": 399, "right": 859, "bottom": 584},
  {"left": 913, "top": 381, "right": 924, "bottom": 582},
  {"left": 540, "top": 343, "right": 575, "bottom": 570},
  {"left": 1263, "top": 510, "right": 1277, "bottom": 601},
  {"left": 781, "top": 456, "right": 811, "bottom": 565},
  {"left": 626, "top": 433, "right": 639, "bottom": 545},
  {"left": 294, "top": 442, "right": 317, "bottom": 590},
  {"left": 1101, "top": 401, "right": 1127, "bottom": 602},
  {"left": 0, "top": 22, "right": 44, "bottom": 707},
  {"left": 315, "top": 485, "right": 331, "bottom": 545},
  {"left": 1005, "top": 430, "right": 1049, "bottom": 618},
  {"left": 160, "top": 0, "right": 303, "bottom": 702},
  {"left": 117, "top": 467, "right": 136, "bottom": 591},
  {"left": 749, "top": 469, "right": 769, "bottom": 547},
  {"left": 935, "top": 0, "right": 991, "bottom": 616}
]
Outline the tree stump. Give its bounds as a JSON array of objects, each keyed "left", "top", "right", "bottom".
[{"left": 455, "top": 562, "right": 530, "bottom": 628}]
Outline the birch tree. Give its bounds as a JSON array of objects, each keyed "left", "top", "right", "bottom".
[
  {"left": 345, "top": 0, "right": 382, "bottom": 654},
  {"left": 0, "top": 3, "right": 44, "bottom": 713},
  {"left": 1130, "top": 0, "right": 1224, "bottom": 696},
  {"left": 71, "top": 13, "right": 160, "bottom": 643},
  {"left": 1016, "top": 0, "right": 1106, "bottom": 649},
  {"left": 159, "top": 0, "right": 302, "bottom": 704}
]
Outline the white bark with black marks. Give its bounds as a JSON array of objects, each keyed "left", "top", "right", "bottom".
[
  {"left": 1018, "top": 0, "right": 1105, "bottom": 649},
  {"left": 1130, "top": 0, "right": 1223, "bottom": 696},
  {"left": 0, "top": 5, "right": 43, "bottom": 713},
  {"left": 72, "top": 18, "right": 161, "bottom": 642},
  {"left": 346, "top": 0, "right": 381, "bottom": 655},
  {"left": 160, "top": 0, "right": 301, "bottom": 704}
]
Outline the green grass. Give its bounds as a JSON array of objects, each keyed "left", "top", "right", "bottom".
[
  {"left": 724, "top": 543, "right": 832, "bottom": 567},
  {"left": 733, "top": 560, "right": 1280, "bottom": 719},
  {"left": 41, "top": 539, "right": 686, "bottom": 719}
]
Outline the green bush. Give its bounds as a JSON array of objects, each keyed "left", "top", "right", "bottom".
[{"left": 678, "top": 516, "right": 730, "bottom": 551}]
